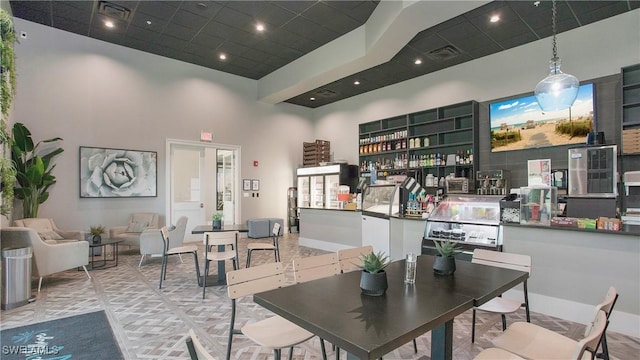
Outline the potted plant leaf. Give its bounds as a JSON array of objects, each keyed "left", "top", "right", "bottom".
[
  {"left": 90, "top": 225, "right": 105, "bottom": 244},
  {"left": 211, "top": 212, "right": 223, "bottom": 230},
  {"left": 11, "top": 123, "right": 63, "bottom": 218},
  {"left": 358, "top": 251, "right": 390, "bottom": 296},
  {"left": 433, "top": 239, "right": 460, "bottom": 275}
]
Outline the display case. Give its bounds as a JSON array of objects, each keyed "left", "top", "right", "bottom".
[
  {"left": 362, "top": 184, "right": 403, "bottom": 217},
  {"left": 520, "top": 186, "right": 557, "bottom": 226},
  {"left": 422, "top": 195, "right": 503, "bottom": 256}
]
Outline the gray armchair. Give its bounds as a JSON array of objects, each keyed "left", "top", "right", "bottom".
[
  {"left": 138, "top": 216, "right": 187, "bottom": 266},
  {"left": 1, "top": 227, "right": 90, "bottom": 291},
  {"left": 13, "top": 218, "right": 84, "bottom": 242},
  {"left": 109, "top": 212, "right": 160, "bottom": 248}
]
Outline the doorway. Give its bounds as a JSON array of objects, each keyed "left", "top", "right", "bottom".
[{"left": 166, "top": 139, "right": 240, "bottom": 242}]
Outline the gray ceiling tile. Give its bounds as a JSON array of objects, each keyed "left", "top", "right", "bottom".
[
  {"left": 191, "top": 32, "right": 225, "bottom": 49},
  {"left": 163, "top": 22, "right": 198, "bottom": 41},
  {"left": 136, "top": 1, "right": 178, "bottom": 21},
  {"left": 180, "top": 1, "right": 223, "bottom": 18},
  {"left": 301, "top": 2, "right": 360, "bottom": 34},
  {"left": 11, "top": 3, "right": 51, "bottom": 26},
  {"left": 273, "top": 1, "right": 319, "bottom": 15},
  {"left": 214, "top": 6, "right": 254, "bottom": 29},
  {"left": 130, "top": 13, "right": 166, "bottom": 32},
  {"left": 15, "top": 0, "right": 50, "bottom": 13},
  {"left": 127, "top": 25, "right": 160, "bottom": 43},
  {"left": 54, "top": 17, "right": 89, "bottom": 36},
  {"left": 157, "top": 34, "right": 187, "bottom": 51},
  {"left": 171, "top": 9, "right": 209, "bottom": 30},
  {"left": 52, "top": 1, "right": 92, "bottom": 24}
]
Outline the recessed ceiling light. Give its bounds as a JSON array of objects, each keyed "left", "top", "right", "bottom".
[
  {"left": 533, "top": 1, "right": 541, "bottom": 7},
  {"left": 414, "top": 59, "right": 422, "bottom": 65},
  {"left": 310, "top": 97, "right": 316, "bottom": 101},
  {"left": 219, "top": 53, "right": 227, "bottom": 60},
  {"left": 354, "top": 80, "right": 360, "bottom": 85},
  {"left": 256, "top": 23, "right": 265, "bottom": 32},
  {"left": 490, "top": 15, "right": 500, "bottom": 23},
  {"left": 104, "top": 20, "right": 115, "bottom": 28},
  {"left": 146, "top": 20, "right": 152, "bottom": 25}
]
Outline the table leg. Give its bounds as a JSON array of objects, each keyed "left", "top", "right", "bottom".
[{"left": 431, "top": 319, "right": 453, "bottom": 360}]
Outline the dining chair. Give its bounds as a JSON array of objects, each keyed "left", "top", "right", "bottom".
[
  {"left": 293, "top": 253, "right": 342, "bottom": 360},
  {"left": 246, "top": 222, "right": 281, "bottom": 268},
  {"left": 585, "top": 287, "right": 618, "bottom": 360},
  {"left": 186, "top": 328, "right": 215, "bottom": 360},
  {"left": 336, "top": 245, "right": 373, "bottom": 273},
  {"left": 473, "top": 347, "right": 526, "bottom": 360},
  {"left": 159, "top": 226, "right": 200, "bottom": 289},
  {"left": 226, "top": 262, "right": 315, "bottom": 360},
  {"left": 491, "top": 309, "right": 608, "bottom": 360},
  {"left": 471, "top": 249, "right": 532, "bottom": 343},
  {"left": 202, "top": 231, "right": 239, "bottom": 299}
]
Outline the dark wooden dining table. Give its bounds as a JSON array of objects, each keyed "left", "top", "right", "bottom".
[
  {"left": 254, "top": 254, "right": 528, "bottom": 360},
  {"left": 191, "top": 224, "right": 248, "bottom": 286}
]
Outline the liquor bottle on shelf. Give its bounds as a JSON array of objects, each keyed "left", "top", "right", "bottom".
[
  {"left": 456, "top": 150, "right": 461, "bottom": 164},
  {"left": 469, "top": 148, "right": 473, "bottom": 164}
]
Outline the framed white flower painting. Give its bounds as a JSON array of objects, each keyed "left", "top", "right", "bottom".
[{"left": 80, "top": 146, "right": 157, "bottom": 198}]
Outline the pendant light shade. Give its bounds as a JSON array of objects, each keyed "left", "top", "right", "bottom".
[
  {"left": 534, "top": 0, "right": 579, "bottom": 111},
  {"left": 535, "top": 57, "right": 579, "bottom": 111}
]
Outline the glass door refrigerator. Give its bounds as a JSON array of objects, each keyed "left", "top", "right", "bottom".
[
  {"left": 296, "top": 164, "right": 359, "bottom": 209},
  {"left": 297, "top": 176, "right": 310, "bottom": 208}
]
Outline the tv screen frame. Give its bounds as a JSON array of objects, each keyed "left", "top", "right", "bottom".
[{"left": 489, "top": 83, "right": 595, "bottom": 152}]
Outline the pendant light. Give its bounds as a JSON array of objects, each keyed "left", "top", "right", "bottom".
[{"left": 534, "top": 0, "right": 579, "bottom": 111}]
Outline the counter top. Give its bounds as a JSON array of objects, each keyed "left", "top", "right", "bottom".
[
  {"left": 299, "top": 207, "right": 361, "bottom": 212},
  {"left": 502, "top": 222, "right": 640, "bottom": 237}
]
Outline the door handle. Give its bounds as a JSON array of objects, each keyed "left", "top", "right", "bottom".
[{"left": 200, "top": 203, "right": 204, "bottom": 208}]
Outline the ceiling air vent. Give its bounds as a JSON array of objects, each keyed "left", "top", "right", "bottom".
[
  {"left": 98, "top": 1, "right": 131, "bottom": 21},
  {"left": 426, "top": 45, "right": 461, "bottom": 61},
  {"left": 315, "top": 89, "right": 337, "bottom": 98}
]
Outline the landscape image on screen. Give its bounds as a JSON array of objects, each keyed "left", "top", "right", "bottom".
[{"left": 490, "top": 83, "right": 594, "bottom": 152}]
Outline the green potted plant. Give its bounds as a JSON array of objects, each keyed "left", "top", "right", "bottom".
[
  {"left": 433, "top": 239, "right": 460, "bottom": 275},
  {"left": 11, "top": 122, "right": 63, "bottom": 218},
  {"left": 211, "top": 212, "right": 223, "bottom": 230},
  {"left": 358, "top": 251, "right": 389, "bottom": 296},
  {"left": 90, "top": 225, "right": 105, "bottom": 244}
]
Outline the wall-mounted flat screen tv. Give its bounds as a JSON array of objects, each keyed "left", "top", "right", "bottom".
[{"left": 490, "top": 83, "right": 594, "bottom": 152}]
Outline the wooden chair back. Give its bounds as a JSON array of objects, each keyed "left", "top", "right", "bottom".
[
  {"left": 293, "top": 253, "right": 340, "bottom": 283},
  {"left": 186, "top": 329, "right": 215, "bottom": 360},
  {"left": 572, "top": 310, "right": 608, "bottom": 360},
  {"left": 584, "top": 286, "right": 618, "bottom": 337},
  {"left": 337, "top": 245, "right": 373, "bottom": 273},
  {"left": 472, "top": 249, "right": 531, "bottom": 274},
  {"left": 203, "top": 231, "right": 238, "bottom": 247},
  {"left": 227, "top": 262, "right": 286, "bottom": 300}
]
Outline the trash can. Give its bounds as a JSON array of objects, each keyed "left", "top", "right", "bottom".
[{"left": 1, "top": 246, "right": 33, "bottom": 310}]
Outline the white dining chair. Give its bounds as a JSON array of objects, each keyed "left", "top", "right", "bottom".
[
  {"left": 471, "top": 249, "right": 531, "bottom": 343},
  {"left": 201, "top": 231, "right": 239, "bottom": 299}
]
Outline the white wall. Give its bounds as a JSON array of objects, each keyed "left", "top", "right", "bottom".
[
  {"left": 312, "top": 9, "right": 640, "bottom": 165},
  {"left": 11, "top": 19, "right": 313, "bottom": 231}
]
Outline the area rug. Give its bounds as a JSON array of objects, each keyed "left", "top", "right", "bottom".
[{"left": 0, "top": 310, "right": 123, "bottom": 360}]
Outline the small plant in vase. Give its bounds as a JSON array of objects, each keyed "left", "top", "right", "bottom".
[
  {"left": 90, "top": 225, "right": 105, "bottom": 244},
  {"left": 433, "top": 239, "right": 460, "bottom": 275},
  {"left": 358, "top": 251, "right": 390, "bottom": 296},
  {"left": 211, "top": 212, "right": 223, "bottom": 230}
]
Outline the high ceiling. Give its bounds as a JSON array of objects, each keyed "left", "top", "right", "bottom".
[{"left": 9, "top": 1, "right": 639, "bottom": 108}]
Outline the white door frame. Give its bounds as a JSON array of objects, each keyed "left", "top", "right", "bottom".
[{"left": 165, "top": 138, "right": 241, "bottom": 227}]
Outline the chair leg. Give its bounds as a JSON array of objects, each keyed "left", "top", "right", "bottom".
[
  {"left": 412, "top": 338, "right": 417, "bottom": 353},
  {"left": 288, "top": 346, "right": 293, "bottom": 360},
  {"left": 38, "top": 277, "right": 43, "bottom": 292},
  {"left": 202, "top": 258, "right": 209, "bottom": 300},
  {"left": 597, "top": 332, "right": 610, "bottom": 360},
  {"left": 178, "top": 253, "right": 184, "bottom": 263},
  {"left": 471, "top": 309, "right": 476, "bottom": 343},
  {"left": 274, "top": 250, "right": 278, "bottom": 263},
  {"left": 273, "top": 348, "right": 280, "bottom": 359},
  {"left": 138, "top": 254, "right": 145, "bottom": 267},
  {"left": 524, "top": 281, "right": 531, "bottom": 323},
  {"left": 246, "top": 250, "right": 252, "bottom": 268},
  {"left": 320, "top": 338, "right": 327, "bottom": 360},
  {"left": 82, "top": 265, "right": 91, "bottom": 279},
  {"left": 501, "top": 314, "right": 507, "bottom": 331},
  {"left": 227, "top": 301, "right": 236, "bottom": 360},
  {"left": 159, "top": 255, "right": 166, "bottom": 289}
]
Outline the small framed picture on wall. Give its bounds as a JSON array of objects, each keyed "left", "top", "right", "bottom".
[
  {"left": 251, "top": 179, "right": 260, "bottom": 191},
  {"left": 242, "top": 179, "right": 251, "bottom": 191}
]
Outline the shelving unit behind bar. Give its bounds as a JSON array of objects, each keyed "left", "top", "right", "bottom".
[{"left": 358, "top": 101, "right": 479, "bottom": 191}]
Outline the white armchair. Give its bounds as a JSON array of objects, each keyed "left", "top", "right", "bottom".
[
  {"left": 0, "top": 227, "right": 90, "bottom": 291},
  {"left": 13, "top": 218, "right": 84, "bottom": 242},
  {"left": 138, "top": 216, "right": 187, "bottom": 267},
  {"left": 109, "top": 212, "right": 160, "bottom": 248}
]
